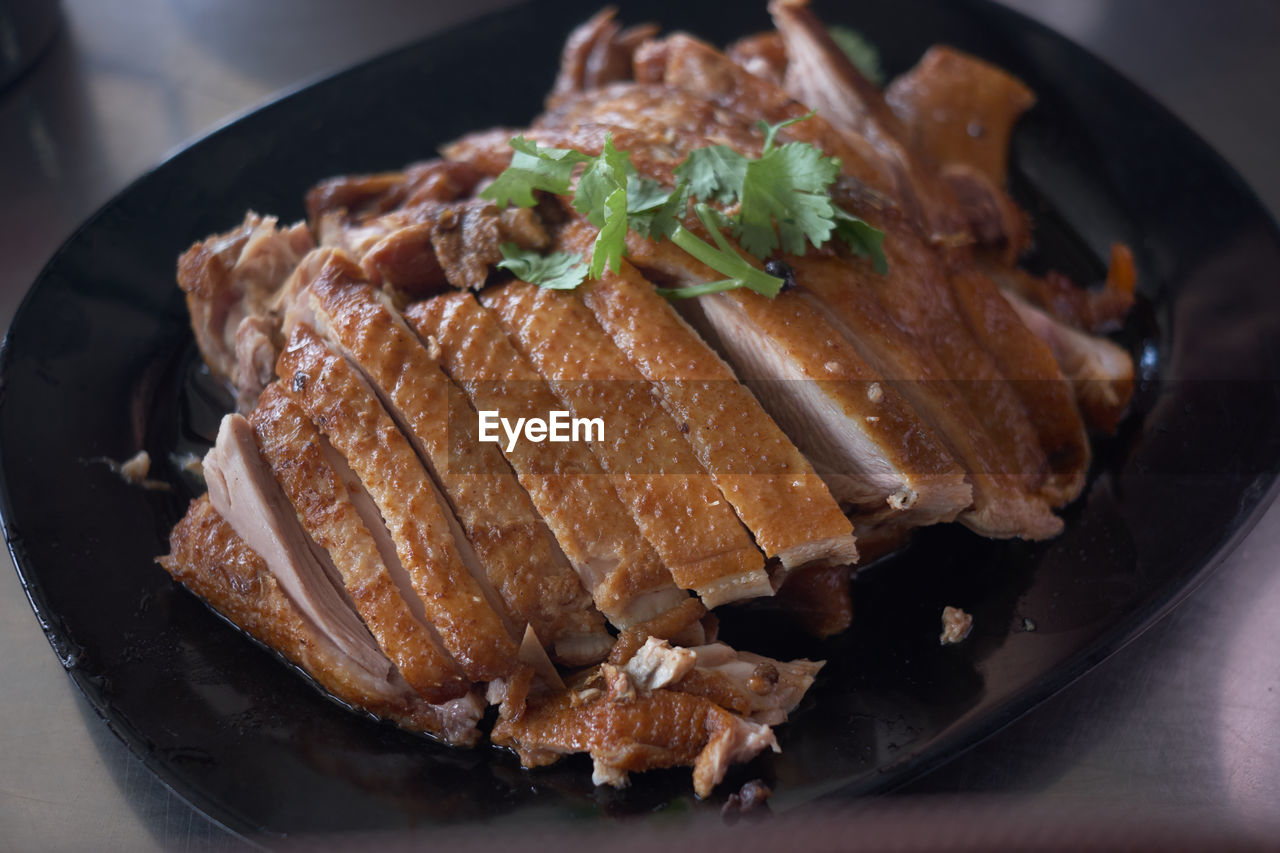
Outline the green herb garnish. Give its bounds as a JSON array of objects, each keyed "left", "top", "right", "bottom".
[
  {"left": 494, "top": 243, "right": 588, "bottom": 290},
  {"left": 482, "top": 114, "right": 887, "bottom": 298}
]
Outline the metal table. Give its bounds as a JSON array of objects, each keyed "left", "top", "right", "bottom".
[{"left": 1, "top": 1, "right": 1277, "bottom": 848}]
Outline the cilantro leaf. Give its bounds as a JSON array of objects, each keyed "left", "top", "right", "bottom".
[
  {"left": 480, "top": 137, "right": 591, "bottom": 208},
  {"left": 833, "top": 208, "right": 889, "bottom": 275},
  {"left": 572, "top": 135, "right": 629, "bottom": 227},
  {"left": 735, "top": 140, "right": 842, "bottom": 257},
  {"left": 495, "top": 243, "right": 588, "bottom": 290},
  {"left": 482, "top": 120, "right": 888, "bottom": 299},
  {"left": 827, "top": 25, "right": 885, "bottom": 87},
  {"left": 675, "top": 146, "right": 748, "bottom": 204},
  {"left": 628, "top": 175, "right": 688, "bottom": 241},
  {"left": 589, "top": 187, "right": 628, "bottom": 278}
]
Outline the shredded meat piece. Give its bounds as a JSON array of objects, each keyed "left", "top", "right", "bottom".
[
  {"left": 940, "top": 606, "right": 974, "bottom": 645},
  {"left": 177, "top": 213, "right": 314, "bottom": 410},
  {"left": 492, "top": 667, "right": 779, "bottom": 798}
]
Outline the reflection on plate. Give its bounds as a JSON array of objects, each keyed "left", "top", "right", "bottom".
[{"left": 2, "top": 0, "right": 1279, "bottom": 838}]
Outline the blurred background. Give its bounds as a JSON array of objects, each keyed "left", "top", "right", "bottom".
[{"left": 1, "top": 0, "right": 1278, "bottom": 849}]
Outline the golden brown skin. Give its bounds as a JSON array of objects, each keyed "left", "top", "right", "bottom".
[
  {"left": 559, "top": 222, "right": 858, "bottom": 571},
  {"left": 404, "top": 294, "right": 689, "bottom": 629},
  {"left": 315, "top": 200, "right": 549, "bottom": 298},
  {"left": 624, "top": 235, "right": 973, "bottom": 528},
  {"left": 305, "top": 159, "right": 485, "bottom": 224},
  {"left": 632, "top": 35, "right": 897, "bottom": 200},
  {"left": 785, "top": 249, "right": 1062, "bottom": 539},
  {"left": 159, "top": 497, "right": 482, "bottom": 745},
  {"left": 250, "top": 383, "right": 469, "bottom": 702},
  {"left": 768, "top": 0, "right": 971, "bottom": 245},
  {"left": 885, "top": 46, "right": 1035, "bottom": 195},
  {"left": 492, "top": 670, "right": 777, "bottom": 798},
  {"left": 480, "top": 280, "right": 771, "bottom": 609},
  {"left": 725, "top": 31, "right": 787, "bottom": 87},
  {"left": 551, "top": 7, "right": 659, "bottom": 98},
  {"left": 277, "top": 324, "right": 517, "bottom": 682},
  {"left": 291, "top": 252, "right": 612, "bottom": 665},
  {"left": 613, "top": 31, "right": 1087, "bottom": 524}
]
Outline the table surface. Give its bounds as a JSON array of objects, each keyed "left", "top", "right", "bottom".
[{"left": 2, "top": 1, "right": 1278, "bottom": 849}]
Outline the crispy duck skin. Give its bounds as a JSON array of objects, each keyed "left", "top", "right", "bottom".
[
  {"left": 616, "top": 637, "right": 823, "bottom": 727},
  {"left": 767, "top": 0, "right": 976, "bottom": 246},
  {"left": 492, "top": 665, "right": 779, "bottom": 798},
  {"left": 404, "top": 293, "right": 689, "bottom": 629},
  {"left": 286, "top": 251, "right": 612, "bottom": 665},
  {"left": 768, "top": 252, "right": 1062, "bottom": 539},
  {"left": 765, "top": 2, "right": 1030, "bottom": 252},
  {"left": 278, "top": 324, "right": 517, "bottom": 682},
  {"left": 631, "top": 35, "right": 898, "bottom": 203},
  {"left": 315, "top": 200, "right": 549, "bottom": 298},
  {"left": 159, "top": 497, "right": 483, "bottom": 744},
  {"left": 250, "top": 383, "right": 470, "bottom": 701},
  {"left": 766, "top": 19, "right": 1089, "bottom": 501},
  {"left": 848, "top": 223, "right": 1067, "bottom": 503},
  {"left": 886, "top": 46, "right": 1035, "bottom": 189},
  {"left": 305, "top": 159, "right": 486, "bottom": 224},
  {"left": 725, "top": 31, "right": 787, "bottom": 87},
  {"left": 945, "top": 261, "right": 1090, "bottom": 505},
  {"left": 176, "top": 213, "right": 314, "bottom": 411},
  {"left": 883, "top": 46, "right": 1037, "bottom": 253},
  {"left": 624, "top": 235, "right": 973, "bottom": 526},
  {"left": 559, "top": 222, "right": 858, "bottom": 571},
  {"left": 479, "top": 280, "right": 772, "bottom": 609},
  {"left": 551, "top": 7, "right": 659, "bottom": 98},
  {"left": 630, "top": 230, "right": 1060, "bottom": 538},
  {"left": 619, "top": 38, "right": 1068, "bottom": 517}
]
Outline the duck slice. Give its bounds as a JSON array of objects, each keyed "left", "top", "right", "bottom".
[
  {"left": 286, "top": 250, "right": 612, "bottom": 665},
  {"left": 558, "top": 222, "right": 857, "bottom": 571},
  {"left": 160, "top": 496, "right": 483, "bottom": 744},
  {"left": 277, "top": 323, "right": 517, "bottom": 682},
  {"left": 404, "top": 293, "right": 689, "bottom": 629},
  {"left": 249, "top": 383, "right": 469, "bottom": 701},
  {"left": 479, "top": 279, "right": 771, "bottom": 609}
]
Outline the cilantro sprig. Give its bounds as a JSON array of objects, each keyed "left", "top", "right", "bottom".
[
  {"left": 481, "top": 115, "right": 887, "bottom": 298},
  {"left": 494, "top": 244, "right": 587, "bottom": 290}
]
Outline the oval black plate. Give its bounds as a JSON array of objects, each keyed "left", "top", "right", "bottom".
[{"left": 3, "top": 0, "right": 1280, "bottom": 840}]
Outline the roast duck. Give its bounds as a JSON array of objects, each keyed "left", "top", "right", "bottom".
[{"left": 160, "top": 0, "right": 1136, "bottom": 797}]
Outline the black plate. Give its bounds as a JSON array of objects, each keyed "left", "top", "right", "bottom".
[{"left": 4, "top": 0, "right": 1280, "bottom": 840}]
